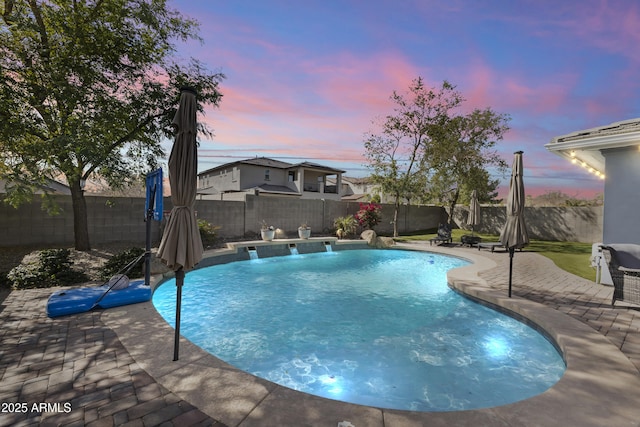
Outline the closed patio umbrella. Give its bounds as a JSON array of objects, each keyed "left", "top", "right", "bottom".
[
  {"left": 500, "top": 151, "right": 529, "bottom": 297},
  {"left": 467, "top": 189, "right": 480, "bottom": 236},
  {"left": 157, "top": 87, "right": 203, "bottom": 360}
]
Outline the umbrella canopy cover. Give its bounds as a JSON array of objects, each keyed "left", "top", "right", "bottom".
[
  {"left": 500, "top": 151, "right": 529, "bottom": 250},
  {"left": 467, "top": 189, "right": 480, "bottom": 229},
  {"left": 157, "top": 88, "right": 203, "bottom": 271}
]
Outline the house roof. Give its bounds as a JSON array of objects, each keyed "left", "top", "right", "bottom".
[
  {"left": 198, "top": 157, "right": 345, "bottom": 176},
  {"left": 196, "top": 185, "right": 221, "bottom": 195},
  {"left": 196, "top": 183, "right": 299, "bottom": 196},
  {"left": 545, "top": 118, "right": 640, "bottom": 177},
  {"left": 341, "top": 193, "right": 368, "bottom": 201},
  {"left": 343, "top": 176, "right": 375, "bottom": 184},
  {"left": 290, "top": 161, "right": 345, "bottom": 174},
  {"left": 256, "top": 184, "right": 299, "bottom": 195},
  {"left": 326, "top": 176, "right": 375, "bottom": 185}
]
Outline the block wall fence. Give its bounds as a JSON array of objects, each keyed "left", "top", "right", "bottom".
[{"left": 0, "top": 194, "right": 603, "bottom": 248}]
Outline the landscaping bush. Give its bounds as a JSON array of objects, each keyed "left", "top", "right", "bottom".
[
  {"left": 0, "top": 271, "right": 10, "bottom": 289},
  {"left": 99, "top": 247, "right": 145, "bottom": 280},
  {"left": 198, "top": 219, "right": 220, "bottom": 248},
  {"left": 7, "top": 249, "right": 89, "bottom": 290},
  {"left": 354, "top": 202, "right": 382, "bottom": 230},
  {"left": 334, "top": 215, "right": 358, "bottom": 238}
]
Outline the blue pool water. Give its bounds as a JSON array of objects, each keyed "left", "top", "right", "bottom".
[{"left": 152, "top": 249, "right": 565, "bottom": 411}]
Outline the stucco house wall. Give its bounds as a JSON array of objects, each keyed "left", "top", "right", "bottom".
[
  {"left": 239, "top": 164, "right": 287, "bottom": 190},
  {"left": 200, "top": 166, "right": 241, "bottom": 192},
  {"left": 546, "top": 118, "right": 640, "bottom": 245},
  {"left": 602, "top": 147, "right": 640, "bottom": 243}
]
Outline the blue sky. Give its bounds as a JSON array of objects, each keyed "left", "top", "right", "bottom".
[{"left": 169, "top": 0, "right": 640, "bottom": 198}]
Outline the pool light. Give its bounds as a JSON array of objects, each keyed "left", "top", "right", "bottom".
[{"left": 484, "top": 336, "right": 510, "bottom": 359}]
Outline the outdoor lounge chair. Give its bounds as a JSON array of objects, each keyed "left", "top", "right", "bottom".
[
  {"left": 429, "top": 223, "right": 452, "bottom": 246},
  {"left": 477, "top": 242, "right": 505, "bottom": 252},
  {"left": 477, "top": 242, "right": 523, "bottom": 252},
  {"left": 600, "top": 244, "right": 640, "bottom": 307}
]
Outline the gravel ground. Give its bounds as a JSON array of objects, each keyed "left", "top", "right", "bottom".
[{"left": 0, "top": 242, "right": 148, "bottom": 282}]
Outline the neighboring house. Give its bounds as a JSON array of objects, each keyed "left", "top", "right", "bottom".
[
  {"left": 326, "top": 176, "right": 374, "bottom": 201},
  {"left": 197, "top": 157, "right": 345, "bottom": 201},
  {"left": 326, "top": 176, "right": 396, "bottom": 203},
  {"left": 545, "top": 118, "right": 640, "bottom": 244}
]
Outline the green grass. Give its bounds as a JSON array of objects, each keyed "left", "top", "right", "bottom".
[{"left": 396, "top": 229, "right": 595, "bottom": 281}]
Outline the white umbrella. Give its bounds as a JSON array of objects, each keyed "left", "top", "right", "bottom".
[
  {"left": 500, "top": 151, "right": 529, "bottom": 297},
  {"left": 157, "top": 87, "right": 203, "bottom": 360},
  {"left": 467, "top": 189, "right": 480, "bottom": 235}
]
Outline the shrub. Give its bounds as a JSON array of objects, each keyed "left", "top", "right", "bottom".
[
  {"left": 333, "top": 216, "right": 357, "bottom": 238},
  {"left": 198, "top": 219, "right": 220, "bottom": 248},
  {"left": 354, "top": 202, "right": 382, "bottom": 230},
  {"left": 7, "top": 249, "right": 89, "bottom": 290},
  {"left": 99, "top": 247, "right": 145, "bottom": 280},
  {"left": 0, "top": 271, "right": 10, "bottom": 289}
]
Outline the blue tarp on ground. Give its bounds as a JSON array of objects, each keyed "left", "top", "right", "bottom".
[{"left": 47, "top": 280, "right": 151, "bottom": 317}]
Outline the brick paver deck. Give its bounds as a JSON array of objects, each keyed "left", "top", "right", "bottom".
[
  {"left": 2, "top": 243, "right": 640, "bottom": 426},
  {"left": 0, "top": 289, "right": 226, "bottom": 426},
  {"left": 471, "top": 246, "right": 640, "bottom": 372}
]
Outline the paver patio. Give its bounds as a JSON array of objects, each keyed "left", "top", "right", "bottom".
[{"left": 1, "top": 242, "right": 639, "bottom": 426}]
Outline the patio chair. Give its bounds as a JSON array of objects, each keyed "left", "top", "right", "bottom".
[
  {"left": 600, "top": 244, "right": 640, "bottom": 307},
  {"left": 429, "top": 223, "right": 452, "bottom": 246},
  {"left": 477, "top": 242, "right": 506, "bottom": 252}
]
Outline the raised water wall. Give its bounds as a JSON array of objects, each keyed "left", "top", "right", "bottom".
[{"left": 195, "top": 238, "right": 369, "bottom": 269}]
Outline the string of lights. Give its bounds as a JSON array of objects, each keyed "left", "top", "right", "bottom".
[{"left": 569, "top": 151, "right": 605, "bottom": 180}]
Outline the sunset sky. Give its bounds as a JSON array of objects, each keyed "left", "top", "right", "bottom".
[{"left": 168, "top": 0, "right": 640, "bottom": 198}]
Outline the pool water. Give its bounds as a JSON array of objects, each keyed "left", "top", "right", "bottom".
[{"left": 152, "top": 249, "right": 565, "bottom": 412}]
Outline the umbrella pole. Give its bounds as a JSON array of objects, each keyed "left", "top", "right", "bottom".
[
  {"left": 144, "top": 185, "right": 155, "bottom": 287},
  {"left": 174, "top": 268, "right": 185, "bottom": 361},
  {"left": 508, "top": 248, "right": 514, "bottom": 298}
]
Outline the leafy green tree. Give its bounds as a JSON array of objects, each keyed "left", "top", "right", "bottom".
[
  {"left": 427, "top": 166, "right": 500, "bottom": 207},
  {"left": 364, "top": 78, "right": 462, "bottom": 237},
  {"left": 0, "top": 0, "right": 224, "bottom": 250},
  {"left": 426, "top": 108, "right": 509, "bottom": 224}
]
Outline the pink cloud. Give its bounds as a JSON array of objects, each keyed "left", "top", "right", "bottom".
[
  {"left": 195, "top": 47, "right": 433, "bottom": 166},
  {"left": 453, "top": 57, "right": 578, "bottom": 117},
  {"left": 302, "top": 50, "right": 421, "bottom": 114},
  {"left": 558, "top": 2, "right": 640, "bottom": 63}
]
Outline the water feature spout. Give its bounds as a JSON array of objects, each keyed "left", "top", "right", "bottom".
[
  {"left": 247, "top": 246, "right": 259, "bottom": 260},
  {"left": 288, "top": 243, "right": 299, "bottom": 255},
  {"left": 324, "top": 241, "right": 333, "bottom": 252}
]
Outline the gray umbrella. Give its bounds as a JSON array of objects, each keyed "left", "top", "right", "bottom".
[
  {"left": 499, "top": 151, "right": 529, "bottom": 297},
  {"left": 467, "top": 189, "right": 480, "bottom": 235},
  {"left": 157, "top": 87, "right": 203, "bottom": 360}
]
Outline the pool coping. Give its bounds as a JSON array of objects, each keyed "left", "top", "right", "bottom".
[{"left": 101, "top": 242, "right": 640, "bottom": 426}]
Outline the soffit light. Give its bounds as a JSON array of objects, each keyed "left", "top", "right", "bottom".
[{"left": 569, "top": 151, "right": 605, "bottom": 179}]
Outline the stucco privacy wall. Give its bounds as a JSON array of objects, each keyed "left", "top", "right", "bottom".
[
  {"left": 0, "top": 195, "right": 448, "bottom": 247},
  {"left": 453, "top": 205, "right": 604, "bottom": 243},
  {"left": 0, "top": 195, "right": 155, "bottom": 247},
  {"left": 240, "top": 196, "right": 446, "bottom": 236},
  {"left": 0, "top": 194, "right": 603, "bottom": 247}
]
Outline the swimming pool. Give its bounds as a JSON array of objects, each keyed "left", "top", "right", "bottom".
[{"left": 153, "top": 249, "right": 565, "bottom": 412}]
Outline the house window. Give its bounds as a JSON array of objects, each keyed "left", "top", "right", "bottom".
[
  {"left": 288, "top": 171, "right": 296, "bottom": 182},
  {"left": 265, "top": 169, "right": 270, "bottom": 181}
]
